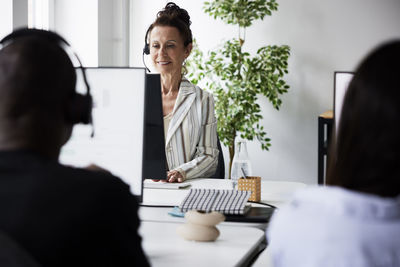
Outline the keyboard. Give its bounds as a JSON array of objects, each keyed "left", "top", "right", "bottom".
[{"left": 143, "top": 179, "right": 192, "bottom": 189}]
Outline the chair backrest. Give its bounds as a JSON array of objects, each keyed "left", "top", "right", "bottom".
[
  {"left": 0, "top": 231, "right": 41, "bottom": 267},
  {"left": 210, "top": 136, "right": 225, "bottom": 179}
]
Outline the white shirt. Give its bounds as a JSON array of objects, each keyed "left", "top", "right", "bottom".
[{"left": 267, "top": 186, "right": 400, "bottom": 267}]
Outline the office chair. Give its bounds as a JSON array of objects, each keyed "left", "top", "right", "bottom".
[
  {"left": 211, "top": 136, "right": 225, "bottom": 179},
  {"left": 0, "top": 230, "right": 41, "bottom": 267}
]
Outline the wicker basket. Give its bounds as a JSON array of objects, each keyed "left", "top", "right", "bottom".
[{"left": 238, "top": 176, "right": 261, "bottom": 202}]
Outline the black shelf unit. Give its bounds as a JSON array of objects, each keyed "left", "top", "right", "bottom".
[{"left": 318, "top": 111, "right": 333, "bottom": 184}]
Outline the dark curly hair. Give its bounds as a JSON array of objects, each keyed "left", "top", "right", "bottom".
[{"left": 147, "top": 2, "right": 192, "bottom": 47}]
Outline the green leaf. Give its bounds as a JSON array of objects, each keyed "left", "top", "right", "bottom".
[{"left": 203, "top": 0, "right": 279, "bottom": 27}]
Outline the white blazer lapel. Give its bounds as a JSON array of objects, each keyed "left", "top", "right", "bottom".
[{"left": 165, "top": 79, "right": 196, "bottom": 146}]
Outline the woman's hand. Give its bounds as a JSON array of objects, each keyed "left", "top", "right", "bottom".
[{"left": 167, "top": 170, "right": 185, "bottom": 183}]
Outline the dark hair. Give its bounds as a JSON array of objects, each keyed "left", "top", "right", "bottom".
[
  {"left": 326, "top": 40, "right": 400, "bottom": 197},
  {"left": 0, "top": 35, "right": 76, "bottom": 127},
  {"left": 148, "top": 2, "right": 193, "bottom": 47}
]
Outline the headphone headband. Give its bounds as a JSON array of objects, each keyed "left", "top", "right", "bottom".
[{"left": 0, "top": 28, "right": 70, "bottom": 47}]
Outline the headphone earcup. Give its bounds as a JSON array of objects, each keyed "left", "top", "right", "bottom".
[
  {"left": 66, "top": 93, "right": 93, "bottom": 125},
  {"left": 143, "top": 43, "right": 150, "bottom": 55}
]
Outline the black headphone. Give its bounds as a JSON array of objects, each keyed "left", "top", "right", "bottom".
[
  {"left": 143, "top": 27, "right": 151, "bottom": 55},
  {"left": 0, "top": 28, "right": 93, "bottom": 126},
  {"left": 142, "top": 27, "right": 151, "bottom": 72}
]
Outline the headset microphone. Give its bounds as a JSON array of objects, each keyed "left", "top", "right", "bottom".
[
  {"left": 143, "top": 27, "right": 151, "bottom": 73},
  {"left": 142, "top": 51, "right": 150, "bottom": 73}
]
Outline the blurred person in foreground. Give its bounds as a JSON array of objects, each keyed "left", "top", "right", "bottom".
[
  {"left": 0, "top": 28, "right": 149, "bottom": 267},
  {"left": 267, "top": 40, "right": 400, "bottom": 267}
]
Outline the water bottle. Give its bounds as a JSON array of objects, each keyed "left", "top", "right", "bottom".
[{"left": 231, "top": 140, "right": 252, "bottom": 187}]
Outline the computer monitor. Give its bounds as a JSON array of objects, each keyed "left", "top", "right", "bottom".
[
  {"left": 59, "top": 67, "right": 147, "bottom": 201},
  {"left": 333, "top": 71, "right": 354, "bottom": 133},
  {"left": 142, "top": 73, "right": 167, "bottom": 180}
]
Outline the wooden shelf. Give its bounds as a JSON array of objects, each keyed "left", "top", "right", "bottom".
[{"left": 319, "top": 110, "right": 333, "bottom": 119}]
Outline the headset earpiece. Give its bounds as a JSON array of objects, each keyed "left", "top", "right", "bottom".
[
  {"left": 143, "top": 27, "right": 151, "bottom": 55},
  {"left": 66, "top": 93, "right": 93, "bottom": 125},
  {"left": 143, "top": 43, "right": 150, "bottom": 55},
  {"left": 68, "top": 63, "right": 93, "bottom": 125}
]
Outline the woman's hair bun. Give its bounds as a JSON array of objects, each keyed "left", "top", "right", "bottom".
[{"left": 158, "top": 2, "right": 191, "bottom": 27}]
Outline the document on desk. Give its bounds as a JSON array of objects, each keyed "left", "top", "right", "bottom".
[
  {"left": 143, "top": 179, "right": 191, "bottom": 189},
  {"left": 179, "top": 189, "right": 251, "bottom": 215}
]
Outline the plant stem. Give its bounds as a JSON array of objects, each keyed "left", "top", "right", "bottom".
[
  {"left": 229, "top": 142, "right": 234, "bottom": 179},
  {"left": 228, "top": 130, "right": 237, "bottom": 179}
]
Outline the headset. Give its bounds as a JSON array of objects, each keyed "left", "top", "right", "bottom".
[
  {"left": 142, "top": 26, "right": 151, "bottom": 72},
  {"left": 0, "top": 28, "right": 93, "bottom": 128},
  {"left": 143, "top": 27, "right": 151, "bottom": 56}
]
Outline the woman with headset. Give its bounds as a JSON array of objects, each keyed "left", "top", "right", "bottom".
[{"left": 144, "top": 2, "right": 218, "bottom": 182}]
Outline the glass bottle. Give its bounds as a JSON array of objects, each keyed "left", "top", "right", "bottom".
[{"left": 231, "top": 140, "right": 252, "bottom": 187}]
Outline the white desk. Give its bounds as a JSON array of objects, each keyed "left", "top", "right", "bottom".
[
  {"left": 140, "top": 221, "right": 265, "bottom": 267},
  {"left": 139, "top": 179, "right": 306, "bottom": 266}
]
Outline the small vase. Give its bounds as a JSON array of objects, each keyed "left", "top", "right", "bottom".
[{"left": 231, "top": 140, "right": 252, "bottom": 188}]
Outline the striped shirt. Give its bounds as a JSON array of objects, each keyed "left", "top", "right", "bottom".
[{"left": 165, "top": 78, "right": 218, "bottom": 179}]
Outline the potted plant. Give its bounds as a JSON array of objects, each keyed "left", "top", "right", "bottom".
[{"left": 187, "top": 0, "right": 290, "bottom": 178}]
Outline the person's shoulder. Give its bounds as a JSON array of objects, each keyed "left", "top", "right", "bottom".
[
  {"left": 267, "top": 186, "right": 342, "bottom": 259},
  {"left": 268, "top": 186, "right": 400, "bottom": 267},
  {"left": 267, "top": 185, "right": 375, "bottom": 236},
  {"left": 180, "top": 77, "right": 196, "bottom": 91},
  {"left": 181, "top": 77, "right": 213, "bottom": 99},
  {"left": 268, "top": 186, "right": 333, "bottom": 233}
]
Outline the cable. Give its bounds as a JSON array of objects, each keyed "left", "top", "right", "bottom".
[
  {"left": 248, "top": 201, "right": 277, "bottom": 209},
  {"left": 140, "top": 204, "right": 175, "bottom": 208}
]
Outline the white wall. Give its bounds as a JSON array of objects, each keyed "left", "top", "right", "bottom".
[
  {"left": 131, "top": 0, "right": 400, "bottom": 184},
  {"left": 0, "top": 0, "right": 28, "bottom": 40},
  {"left": 53, "top": 0, "right": 98, "bottom": 66},
  {"left": 13, "top": 0, "right": 28, "bottom": 29},
  {"left": 245, "top": 0, "right": 400, "bottom": 185},
  {"left": 98, "top": 0, "right": 130, "bottom": 66},
  {"left": 0, "top": 0, "right": 13, "bottom": 39},
  {"left": 50, "top": 0, "right": 129, "bottom": 67}
]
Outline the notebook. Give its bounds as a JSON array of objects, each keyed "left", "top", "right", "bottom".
[
  {"left": 225, "top": 206, "right": 276, "bottom": 223},
  {"left": 179, "top": 189, "right": 252, "bottom": 215},
  {"left": 143, "top": 179, "right": 192, "bottom": 189}
]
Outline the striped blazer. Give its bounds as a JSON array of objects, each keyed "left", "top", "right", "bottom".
[{"left": 165, "top": 78, "right": 219, "bottom": 179}]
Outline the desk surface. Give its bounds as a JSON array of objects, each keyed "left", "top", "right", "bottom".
[
  {"left": 140, "top": 179, "right": 307, "bottom": 229},
  {"left": 139, "top": 179, "right": 306, "bottom": 266},
  {"left": 140, "top": 221, "right": 265, "bottom": 267}
]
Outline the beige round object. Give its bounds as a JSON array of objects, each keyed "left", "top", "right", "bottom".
[
  {"left": 177, "top": 223, "right": 220, "bottom": 242},
  {"left": 185, "top": 210, "right": 225, "bottom": 226}
]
